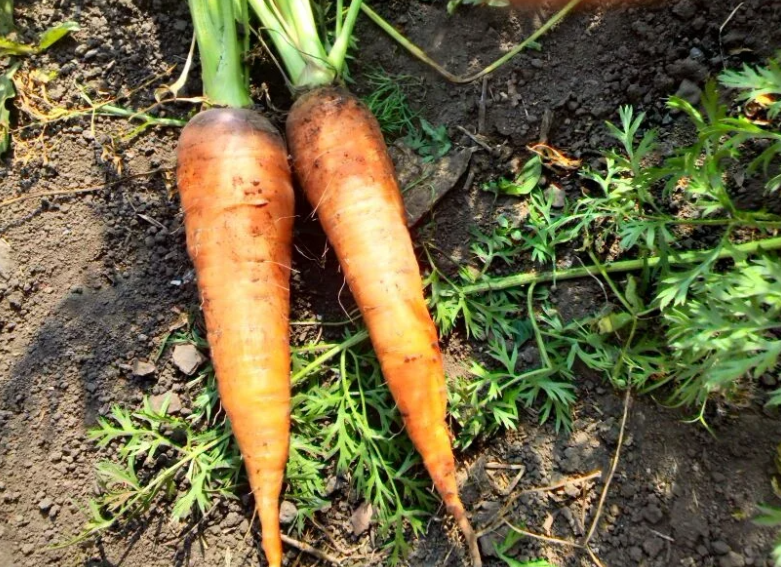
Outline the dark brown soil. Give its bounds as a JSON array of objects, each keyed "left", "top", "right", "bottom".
[{"left": 1, "top": 1, "right": 780, "bottom": 566}]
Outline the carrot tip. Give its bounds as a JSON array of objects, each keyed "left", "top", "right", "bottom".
[{"left": 456, "top": 514, "right": 483, "bottom": 567}]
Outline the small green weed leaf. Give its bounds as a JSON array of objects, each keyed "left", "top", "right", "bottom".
[
  {"left": 720, "top": 56, "right": 781, "bottom": 118},
  {"left": 624, "top": 275, "right": 643, "bottom": 312},
  {"left": 484, "top": 155, "right": 542, "bottom": 196},
  {"left": 37, "top": 21, "right": 79, "bottom": 51},
  {"left": 597, "top": 311, "right": 634, "bottom": 334},
  {"left": 0, "top": 36, "right": 35, "bottom": 56},
  {"left": 754, "top": 504, "right": 781, "bottom": 527},
  {"left": 0, "top": 21, "right": 78, "bottom": 56},
  {"left": 0, "top": 61, "right": 19, "bottom": 156}
]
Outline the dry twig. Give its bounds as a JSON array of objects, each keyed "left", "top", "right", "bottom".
[{"left": 0, "top": 167, "right": 172, "bottom": 208}]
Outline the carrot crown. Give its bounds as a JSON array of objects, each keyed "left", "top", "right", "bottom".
[
  {"left": 187, "top": 0, "right": 254, "bottom": 108},
  {"left": 248, "top": 0, "right": 363, "bottom": 90}
]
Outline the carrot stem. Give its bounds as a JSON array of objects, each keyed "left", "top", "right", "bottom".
[
  {"left": 187, "top": 0, "right": 252, "bottom": 107},
  {"left": 327, "top": 0, "right": 363, "bottom": 74},
  {"left": 291, "top": 329, "right": 370, "bottom": 384},
  {"left": 360, "top": 0, "right": 584, "bottom": 83},
  {"left": 459, "top": 236, "right": 781, "bottom": 295}
]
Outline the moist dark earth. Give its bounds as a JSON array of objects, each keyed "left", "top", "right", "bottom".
[{"left": 2, "top": 0, "right": 781, "bottom": 566}]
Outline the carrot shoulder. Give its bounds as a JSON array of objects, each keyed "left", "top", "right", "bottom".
[
  {"left": 176, "top": 108, "right": 295, "bottom": 567},
  {"left": 287, "top": 87, "right": 481, "bottom": 566}
]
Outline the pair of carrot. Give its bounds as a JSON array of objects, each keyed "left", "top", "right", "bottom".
[
  {"left": 177, "top": 91, "right": 481, "bottom": 567},
  {"left": 175, "top": 2, "right": 480, "bottom": 566}
]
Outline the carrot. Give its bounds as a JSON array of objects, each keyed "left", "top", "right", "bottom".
[
  {"left": 247, "top": 1, "right": 481, "bottom": 563},
  {"left": 176, "top": 3, "right": 295, "bottom": 566},
  {"left": 286, "top": 86, "right": 482, "bottom": 567},
  {"left": 177, "top": 108, "right": 294, "bottom": 567}
]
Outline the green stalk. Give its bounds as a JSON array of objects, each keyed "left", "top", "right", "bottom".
[
  {"left": 335, "top": 0, "right": 343, "bottom": 37},
  {"left": 187, "top": 0, "right": 252, "bottom": 107},
  {"left": 248, "top": 0, "right": 307, "bottom": 83},
  {"left": 290, "top": 0, "right": 328, "bottom": 60},
  {"left": 327, "top": 0, "right": 363, "bottom": 75},
  {"left": 460, "top": 236, "right": 781, "bottom": 295},
  {"left": 247, "top": 0, "right": 365, "bottom": 90},
  {"left": 292, "top": 329, "right": 370, "bottom": 384},
  {"left": 360, "top": 0, "right": 583, "bottom": 84}
]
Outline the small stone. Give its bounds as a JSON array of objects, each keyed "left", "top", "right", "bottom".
[
  {"left": 49, "top": 451, "right": 63, "bottom": 463},
  {"left": 172, "top": 344, "right": 206, "bottom": 375},
  {"left": 0, "top": 239, "right": 14, "bottom": 281},
  {"left": 675, "top": 79, "right": 702, "bottom": 106},
  {"left": 149, "top": 392, "right": 182, "bottom": 415},
  {"left": 668, "top": 58, "right": 709, "bottom": 83},
  {"left": 761, "top": 374, "right": 778, "bottom": 387},
  {"left": 324, "top": 475, "right": 341, "bottom": 496},
  {"left": 38, "top": 498, "right": 54, "bottom": 512},
  {"left": 713, "top": 541, "right": 731, "bottom": 555},
  {"left": 279, "top": 501, "right": 297, "bottom": 525},
  {"left": 48, "top": 505, "right": 60, "bottom": 519},
  {"left": 21, "top": 543, "right": 34, "bottom": 556},
  {"left": 350, "top": 501, "right": 373, "bottom": 536},
  {"left": 546, "top": 185, "right": 567, "bottom": 209},
  {"left": 530, "top": 58, "right": 544, "bottom": 69},
  {"left": 131, "top": 359, "right": 156, "bottom": 377},
  {"left": 478, "top": 533, "right": 501, "bottom": 558},
  {"left": 720, "top": 551, "right": 745, "bottom": 567},
  {"left": 672, "top": 0, "right": 697, "bottom": 20}
]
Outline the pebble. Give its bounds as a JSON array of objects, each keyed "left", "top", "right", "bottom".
[
  {"left": 279, "top": 500, "right": 297, "bottom": 525},
  {"left": 172, "top": 344, "right": 206, "bottom": 375},
  {"left": 713, "top": 540, "right": 731, "bottom": 555},
  {"left": 48, "top": 505, "right": 60, "bottom": 519},
  {"left": 668, "top": 58, "right": 709, "bottom": 83},
  {"left": 720, "top": 551, "right": 746, "bottom": 567},
  {"left": 131, "top": 359, "right": 156, "bottom": 376},
  {"left": 530, "top": 58, "right": 544, "bottom": 69},
  {"left": 38, "top": 498, "right": 54, "bottom": 512},
  {"left": 675, "top": 79, "right": 702, "bottom": 105},
  {"left": 149, "top": 392, "right": 182, "bottom": 414},
  {"left": 21, "top": 543, "right": 34, "bottom": 556},
  {"left": 350, "top": 501, "right": 373, "bottom": 536},
  {"left": 672, "top": 0, "right": 697, "bottom": 19}
]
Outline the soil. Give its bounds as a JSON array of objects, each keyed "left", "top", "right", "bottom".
[{"left": 1, "top": 1, "right": 781, "bottom": 566}]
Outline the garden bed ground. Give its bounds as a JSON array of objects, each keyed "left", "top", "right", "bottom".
[{"left": 1, "top": 0, "right": 781, "bottom": 566}]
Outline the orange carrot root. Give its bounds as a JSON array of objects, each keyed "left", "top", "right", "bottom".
[
  {"left": 176, "top": 108, "right": 295, "bottom": 567},
  {"left": 287, "top": 87, "right": 482, "bottom": 567}
]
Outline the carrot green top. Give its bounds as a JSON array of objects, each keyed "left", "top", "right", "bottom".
[
  {"left": 248, "top": 0, "right": 363, "bottom": 91},
  {"left": 186, "top": 0, "right": 361, "bottom": 105},
  {"left": 187, "top": 0, "right": 253, "bottom": 108}
]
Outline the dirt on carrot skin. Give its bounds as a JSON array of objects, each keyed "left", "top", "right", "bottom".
[{"left": 1, "top": 1, "right": 781, "bottom": 567}]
